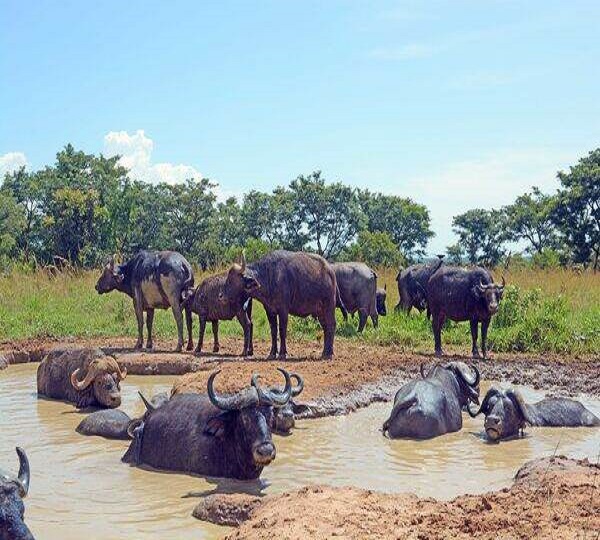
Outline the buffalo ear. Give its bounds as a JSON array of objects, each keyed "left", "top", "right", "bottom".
[
  {"left": 472, "top": 285, "right": 484, "bottom": 298},
  {"left": 204, "top": 414, "right": 227, "bottom": 437},
  {"left": 242, "top": 274, "right": 260, "bottom": 292},
  {"left": 506, "top": 390, "right": 533, "bottom": 425}
]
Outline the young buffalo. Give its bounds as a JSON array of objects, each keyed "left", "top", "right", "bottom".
[
  {"left": 469, "top": 388, "right": 600, "bottom": 441},
  {"left": 37, "top": 348, "right": 127, "bottom": 409},
  {"left": 188, "top": 272, "right": 253, "bottom": 356}
]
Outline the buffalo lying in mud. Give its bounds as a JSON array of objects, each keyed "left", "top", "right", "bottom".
[
  {"left": 37, "top": 349, "right": 127, "bottom": 409},
  {"left": 268, "top": 372, "right": 307, "bottom": 435},
  {"left": 425, "top": 266, "right": 505, "bottom": 358},
  {"left": 188, "top": 272, "right": 253, "bottom": 356},
  {"left": 0, "top": 447, "right": 33, "bottom": 540},
  {"left": 395, "top": 257, "right": 444, "bottom": 314},
  {"left": 123, "top": 369, "right": 293, "bottom": 480},
  {"left": 95, "top": 251, "right": 194, "bottom": 352},
  {"left": 382, "top": 362, "right": 480, "bottom": 439},
  {"left": 76, "top": 392, "right": 170, "bottom": 440},
  {"left": 469, "top": 388, "right": 600, "bottom": 441},
  {"left": 222, "top": 250, "right": 341, "bottom": 359},
  {"left": 333, "top": 262, "right": 386, "bottom": 331}
]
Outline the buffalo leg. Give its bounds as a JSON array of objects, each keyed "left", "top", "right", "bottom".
[
  {"left": 432, "top": 311, "right": 445, "bottom": 357},
  {"left": 133, "top": 291, "right": 144, "bottom": 349},
  {"left": 470, "top": 319, "right": 480, "bottom": 358},
  {"left": 357, "top": 310, "right": 368, "bottom": 332},
  {"left": 185, "top": 305, "right": 194, "bottom": 351},
  {"left": 246, "top": 300, "right": 254, "bottom": 356},
  {"left": 212, "top": 321, "right": 220, "bottom": 353},
  {"left": 195, "top": 316, "right": 206, "bottom": 354},
  {"left": 371, "top": 312, "right": 379, "bottom": 329},
  {"left": 481, "top": 319, "right": 490, "bottom": 358},
  {"left": 278, "top": 312, "right": 288, "bottom": 359},
  {"left": 319, "top": 312, "right": 336, "bottom": 359},
  {"left": 171, "top": 299, "right": 184, "bottom": 352},
  {"left": 266, "top": 311, "right": 278, "bottom": 359},
  {"left": 237, "top": 311, "right": 252, "bottom": 356},
  {"left": 146, "top": 308, "right": 155, "bottom": 350}
]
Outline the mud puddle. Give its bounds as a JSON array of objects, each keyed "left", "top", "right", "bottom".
[{"left": 1, "top": 365, "right": 599, "bottom": 539}]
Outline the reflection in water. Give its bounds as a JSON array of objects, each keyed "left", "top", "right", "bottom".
[{"left": 1, "top": 365, "right": 599, "bottom": 539}]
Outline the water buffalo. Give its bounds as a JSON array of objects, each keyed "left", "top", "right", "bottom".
[
  {"left": 332, "top": 262, "right": 386, "bottom": 331},
  {"left": 268, "top": 373, "right": 307, "bottom": 435},
  {"left": 0, "top": 447, "right": 33, "bottom": 540},
  {"left": 95, "top": 251, "right": 194, "bottom": 352},
  {"left": 469, "top": 388, "right": 600, "bottom": 441},
  {"left": 382, "top": 362, "right": 480, "bottom": 439},
  {"left": 221, "top": 250, "right": 340, "bottom": 359},
  {"left": 37, "top": 348, "right": 127, "bottom": 409},
  {"left": 395, "top": 257, "right": 444, "bottom": 313},
  {"left": 426, "top": 266, "right": 505, "bottom": 358},
  {"left": 188, "top": 272, "right": 253, "bottom": 356},
  {"left": 122, "top": 369, "right": 292, "bottom": 480}
]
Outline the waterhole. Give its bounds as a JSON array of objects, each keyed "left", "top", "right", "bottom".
[{"left": 1, "top": 363, "right": 599, "bottom": 539}]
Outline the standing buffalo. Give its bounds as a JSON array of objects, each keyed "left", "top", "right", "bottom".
[
  {"left": 382, "top": 362, "right": 480, "bottom": 439},
  {"left": 0, "top": 447, "right": 33, "bottom": 540},
  {"left": 222, "top": 250, "right": 340, "bottom": 359},
  {"left": 469, "top": 388, "right": 600, "bottom": 441},
  {"left": 123, "top": 369, "right": 292, "bottom": 480},
  {"left": 188, "top": 272, "right": 253, "bottom": 356},
  {"left": 95, "top": 251, "right": 194, "bottom": 352},
  {"left": 333, "top": 262, "right": 386, "bottom": 331},
  {"left": 395, "top": 257, "right": 444, "bottom": 313},
  {"left": 426, "top": 266, "right": 505, "bottom": 358},
  {"left": 37, "top": 349, "right": 127, "bottom": 409}
]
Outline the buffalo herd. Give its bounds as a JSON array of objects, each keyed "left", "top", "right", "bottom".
[{"left": 3, "top": 249, "right": 599, "bottom": 538}]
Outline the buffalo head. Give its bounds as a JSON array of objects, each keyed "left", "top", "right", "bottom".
[
  {"left": 376, "top": 285, "right": 387, "bottom": 316},
  {"left": 206, "top": 368, "right": 292, "bottom": 468},
  {"left": 474, "top": 276, "right": 505, "bottom": 315},
  {"left": 221, "top": 251, "right": 261, "bottom": 304},
  {"left": 468, "top": 388, "right": 531, "bottom": 441},
  {"left": 0, "top": 448, "right": 33, "bottom": 540},
  {"left": 421, "top": 361, "right": 481, "bottom": 406},
  {"left": 95, "top": 255, "right": 124, "bottom": 294},
  {"left": 265, "top": 373, "right": 306, "bottom": 435},
  {"left": 71, "top": 356, "right": 127, "bottom": 408}
]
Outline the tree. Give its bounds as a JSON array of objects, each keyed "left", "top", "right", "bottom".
[
  {"left": 340, "top": 231, "right": 404, "bottom": 268},
  {"left": 553, "top": 149, "right": 600, "bottom": 270},
  {"left": 0, "top": 192, "right": 25, "bottom": 266},
  {"left": 446, "top": 243, "right": 464, "bottom": 265},
  {"left": 452, "top": 209, "right": 508, "bottom": 267},
  {"left": 504, "top": 188, "right": 559, "bottom": 254},
  {"left": 287, "top": 171, "right": 363, "bottom": 258}
]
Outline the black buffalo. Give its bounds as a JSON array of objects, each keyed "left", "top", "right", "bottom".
[
  {"left": 37, "top": 348, "right": 127, "bottom": 409},
  {"left": 333, "top": 262, "right": 386, "bottom": 331},
  {"left": 268, "top": 373, "right": 308, "bottom": 435},
  {"left": 122, "top": 369, "right": 292, "bottom": 480},
  {"left": 395, "top": 257, "right": 444, "bottom": 313},
  {"left": 222, "top": 250, "right": 341, "bottom": 359},
  {"left": 425, "top": 266, "right": 505, "bottom": 358},
  {"left": 188, "top": 272, "right": 253, "bottom": 356},
  {"left": 469, "top": 387, "right": 600, "bottom": 441},
  {"left": 0, "top": 447, "right": 33, "bottom": 540},
  {"left": 382, "top": 362, "right": 480, "bottom": 439},
  {"left": 95, "top": 251, "right": 194, "bottom": 352}
]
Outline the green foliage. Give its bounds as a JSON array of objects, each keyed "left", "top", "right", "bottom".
[
  {"left": 340, "top": 231, "right": 404, "bottom": 268},
  {"left": 531, "top": 248, "right": 562, "bottom": 269},
  {"left": 0, "top": 192, "right": 25, "bottom": 268}
]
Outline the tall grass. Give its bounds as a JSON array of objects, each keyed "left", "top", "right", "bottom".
[{"left": 0, "top": 266, "right": 598, "bottom": 355}]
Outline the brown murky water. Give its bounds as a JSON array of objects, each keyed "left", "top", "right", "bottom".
[{"left": 1, "top": 364, "right": 599, "bottom": 539}]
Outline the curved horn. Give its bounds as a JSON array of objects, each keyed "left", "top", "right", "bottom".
[
  {"left": 468, "top": 388, "right": 501, "bottom": 418},
  {"left": 290, "top": 373, "right": 304, "bottom": 397},
  {"left": 127, "top": 419, "right": 144, "bottom": 439},
  {"left": 499, "top": 276, "right": 506, "bottom": 289},
  {"left": 208, "top": 370, "right": 259, "bottom": 411},
  {"left": 70, "top": 364, "right": 97, "bottom": 392},
  {"left": 240, "top": 250, "right": 247, "bottom": 273},
  {"left": 108, "top": 358, "right": 127, "bottom": 381},
  {"left": 506, "top": 390, "right": 534, "bottom": 425},
  {"left": 454, "top": 362, "right": 479, "bottom": 387},
  {"left": 251, "top": 369, "right": 293, "bottom": 406},
  {"left": 470, "top": 364, "right": 481, "bottom": 387},
  {"left": 16, "top": 447, "right": 30, "bottom": 497},
  {"left": 138, "top": 391, "right": 155, "bottom": 413}
]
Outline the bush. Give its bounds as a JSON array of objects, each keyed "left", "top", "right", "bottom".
[{"left": 339, "top": 231, "right": 404, "bottom": 268}]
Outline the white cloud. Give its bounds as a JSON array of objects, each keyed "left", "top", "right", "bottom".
[
  {"left": 0, "top": 152, "right": 28, "bottom": 177},
  {"left": 401, "top": 148, "right": 578, "bottom": 255},
  {"left": 103, "top": 130, "right": 203, "bottom": 186}
]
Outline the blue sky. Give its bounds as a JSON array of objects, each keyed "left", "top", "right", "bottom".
[{"left": 1, "top": 1, "right": 599, "bottom": 253}]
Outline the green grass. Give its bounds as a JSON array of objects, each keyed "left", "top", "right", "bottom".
[{"left": 1, "top": 267, "right": 599, "bottom": 355}]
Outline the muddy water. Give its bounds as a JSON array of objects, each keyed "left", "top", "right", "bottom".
[{"left": 1, "top": 365, "right": 599, "bottom": 539}]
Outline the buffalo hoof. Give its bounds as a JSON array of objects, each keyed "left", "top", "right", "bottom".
[
  {"left": 174, "top": 345, "right": 183, "bottom": 353},
  {"left": 266, "top": 353, "right": 277, "bottom": 360},
  {"left": 186, "top": 343, "right": 194, "bottom": 352},
  {"left": 194, "top": 347, "right": 203, "bottom": 356},
  {"left": 321, "top": 353, "right": 333, "bottom": 360},
  {"left": 145, "top": 342, "right": 154, "bottom": 351},
  {"left": 213, "top": 346, "right": 220, "bottom": 353},
  {"left": 134, "top": 341, "right": 143, "bottom": 350},
  {"left": 278, "top": 353, "right": 288, "bottom": 360},
  {"left": 434, "top": 350, "right": 444, "bottom": 358}
]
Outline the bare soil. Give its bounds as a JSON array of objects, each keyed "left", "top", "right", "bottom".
[
  {"left": 193, "top": 456, "right": 600, "bottom": 540},
  {"left": 1, "top": 337, "right": 599, "bottom": 419}
]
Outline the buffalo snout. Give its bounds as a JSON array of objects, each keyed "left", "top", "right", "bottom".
[
  {"left": 484, "top": 415, "right": 502, "bottom": 440},
  {"left": 252, "top": 442, "right": 276, "bottom": 465}
]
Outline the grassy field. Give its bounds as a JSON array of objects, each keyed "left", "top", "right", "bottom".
[{"left": 0, "top": 266, "right": 599, "bottom": 355}]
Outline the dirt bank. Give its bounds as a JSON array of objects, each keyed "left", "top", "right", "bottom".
[
  {"left": 2, "top": 337, "right": 599, "bottom": 417},
  {"left": 193, "top": 456, "right": 599, "bottom": 539}
]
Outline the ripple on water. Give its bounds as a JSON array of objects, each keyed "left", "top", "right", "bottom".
[{"left": 1, "top": 364, "right": 599, "bottom": 539}]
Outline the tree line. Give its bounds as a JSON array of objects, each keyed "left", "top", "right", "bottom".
[{"left": 1, "top": 145, "right": 598, "bottom": 271}]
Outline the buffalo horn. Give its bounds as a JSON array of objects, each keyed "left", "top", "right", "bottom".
[
  {"left": 252, "top": 368, "right": 293, "bottom": 406},
  {"left": 138, "top": 391, "right": 155, "bottom": 413},
  {"left": 207, "top": 370, "right": 259, "bottom": 411},
  {"left": 0, "top": 448, "right": 30, "bottom": 498}
]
